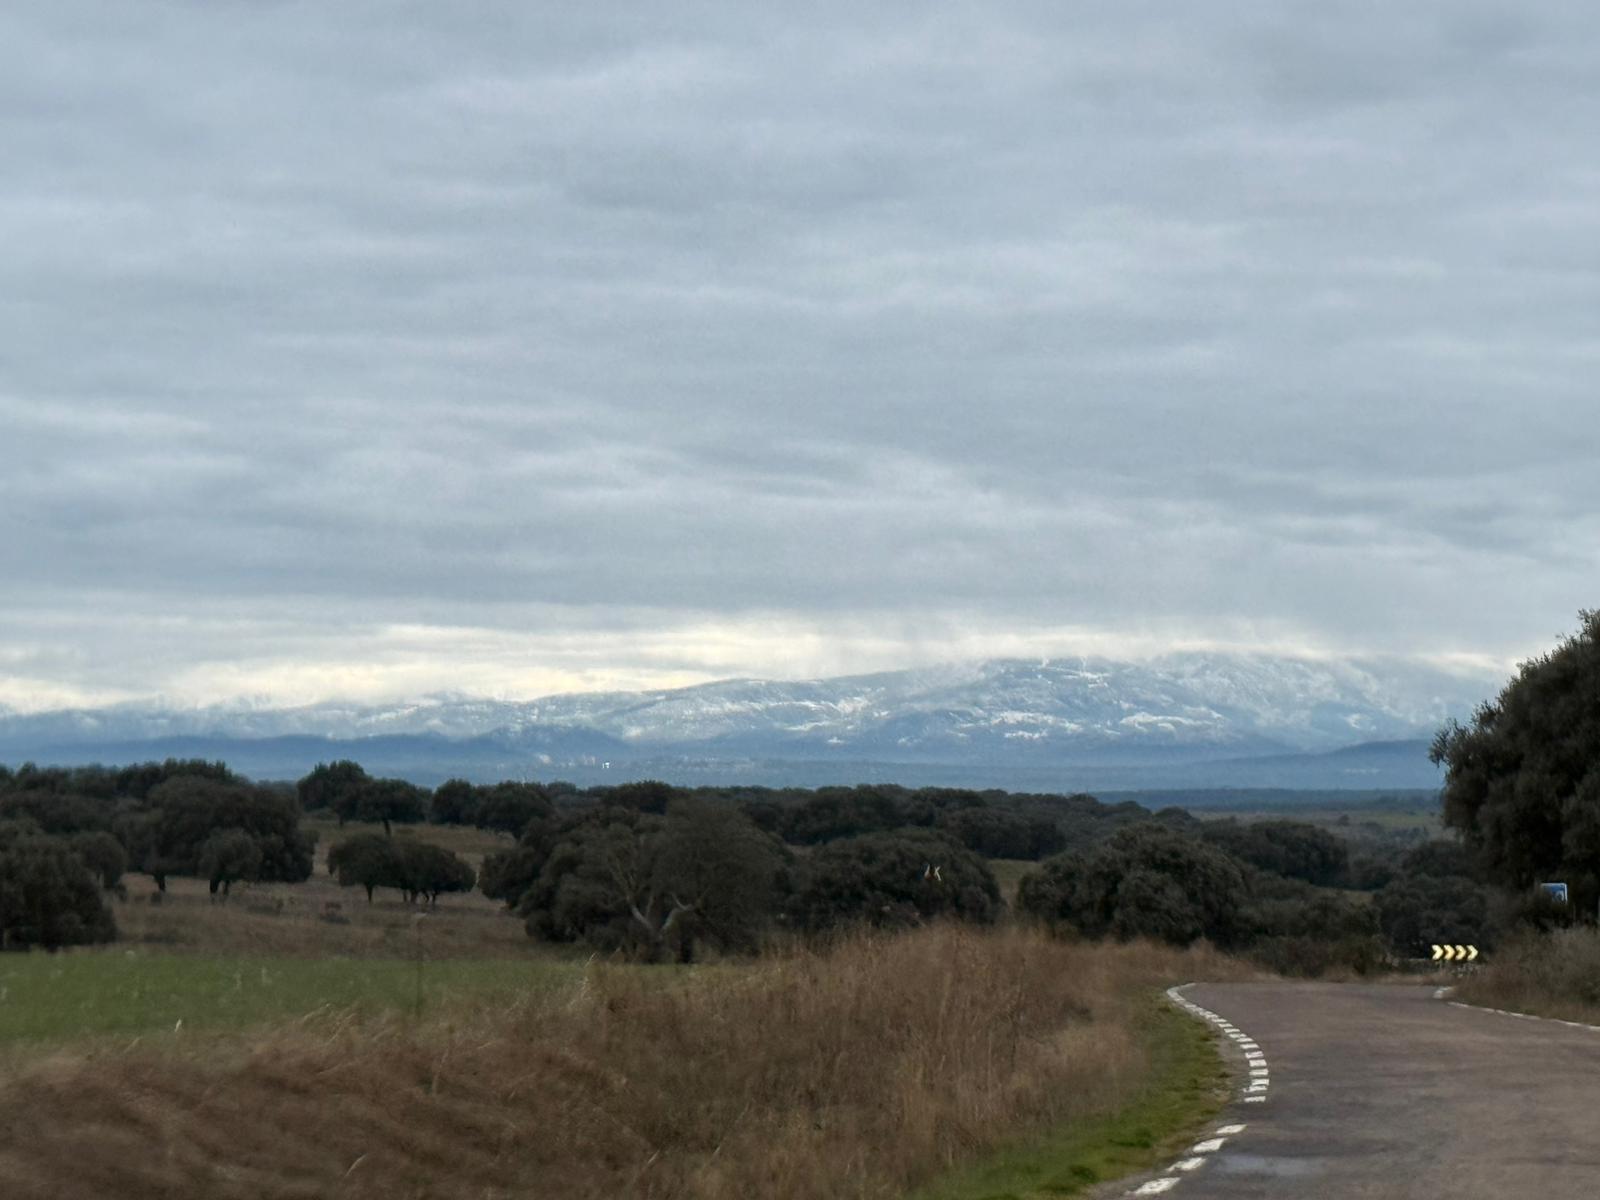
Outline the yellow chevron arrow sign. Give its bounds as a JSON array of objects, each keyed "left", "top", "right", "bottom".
[{"left": 1431, "top": 944, "right": 1479, "bottom": 962}]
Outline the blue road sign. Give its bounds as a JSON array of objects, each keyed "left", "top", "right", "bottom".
[{"left": 1540, "top": 882, "right": 1569, "bottom": 904}]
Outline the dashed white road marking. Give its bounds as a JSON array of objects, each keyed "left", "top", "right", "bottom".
[
  {"left": 1130, "top": 986, "right": 1267, "bottom": 1196},
  {"left": 1133, "top": 1179, "right": 1180, "bottom": 1195}
]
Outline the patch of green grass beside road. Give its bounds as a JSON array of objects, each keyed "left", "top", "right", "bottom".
[
  {"left": 0, "top": 950, "right": 579, "bottom": 1045},
  {"left": 908, "top": 995, "right": 1230, "bottom": 1200}
]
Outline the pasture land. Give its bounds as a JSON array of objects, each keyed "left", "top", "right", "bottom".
[
  {"left": 0, "top": 817, "right": 577, "bottom": 1047},
  {"left": 110, "top": 817, "right": 530, "bottom": 959},
  {"left": 0, "top": 926, "right": 1249, "bottom": 1200},
  {"left": 0, "top": 950, "right": 577, "bottom": 1045}
]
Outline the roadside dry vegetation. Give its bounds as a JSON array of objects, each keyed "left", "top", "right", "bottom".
[
  {"left": 1456, "top": 928, "right": 1600, "bottom": 1024},
  {"left": 0, "top": 925, "right": 1248, "bottom": 1200}
]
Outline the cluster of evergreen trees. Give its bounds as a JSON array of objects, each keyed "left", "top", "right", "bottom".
[
  {"left": 0, "top": 759, "right": 314, "bottom": 949},
  {"left": 0, "top": 755, "right": 1491, "bottom": 966},
  {"left": 474, "top": 786, "right": 1001, "bottom": 962}
]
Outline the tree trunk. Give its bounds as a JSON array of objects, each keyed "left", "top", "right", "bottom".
[{"left": 631, "top": 896, "right": 695, "bottom": 963}]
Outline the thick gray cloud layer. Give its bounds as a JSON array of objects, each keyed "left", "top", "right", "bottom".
[{"left": 2, "top": 2, "right": 1597, "bottom": 707}]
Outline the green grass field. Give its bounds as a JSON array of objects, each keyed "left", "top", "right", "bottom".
[{"left": 0, "top": 950, "right": 580, "bottom": 1045}]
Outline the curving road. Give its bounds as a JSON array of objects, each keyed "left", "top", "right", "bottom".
[{"left": 1115, "top": 982, "right": 1600, "bottom": 1198}]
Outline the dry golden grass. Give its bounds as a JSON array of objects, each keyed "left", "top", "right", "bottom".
[
  {"left": 1456, "top": 928, "right": 1600, "bottom": 1024},
  {"left": 0, "top": 926, "right": 1249, "bottom": 1200}
]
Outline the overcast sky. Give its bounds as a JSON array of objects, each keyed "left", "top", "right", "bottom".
[{"left": 3, "top": 2, "right": 1597, "bottom": 710}]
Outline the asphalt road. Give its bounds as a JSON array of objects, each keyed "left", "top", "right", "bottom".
[{"left": 1118, "top": 981, "right": 1600, "bottom": 1199}]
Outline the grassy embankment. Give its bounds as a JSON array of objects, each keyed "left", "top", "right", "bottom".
[
  {"left": 909, "top": 994, "right": 1228, "bottom": 1200},
  {"left": 1455, "top": 927, "right": 1600, "bottom": 1024},
  {"left": 0, "top": 924, "right": 1246, "bottom": 1200}
]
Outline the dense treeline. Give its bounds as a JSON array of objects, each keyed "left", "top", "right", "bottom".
[
  {"left": 427, "top": 775, "right": 1169, "bottom": 859},
  {"left": 459, "top": 777, "right": 1445, "bottom": 967},
  {"left": 0, "top": 759, "right": 316, "bottom": 949},
  {"left": 0, "top": 754, "right": 1513, "bottom": 970}
]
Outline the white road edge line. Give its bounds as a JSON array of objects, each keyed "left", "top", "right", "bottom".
[
  {"left": 1123, "top": 986, "right": 1266, "bottom": 1196},
  {"left": 1443, "top": 997, "right": 1600, "bottom": 1033}
]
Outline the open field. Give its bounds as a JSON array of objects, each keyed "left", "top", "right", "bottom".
[
  {"left": 110, "top": 817, "right": 533, "bottom": 959},
  {"left": 0, "top": 818, "right": 582, "bottom": 1048},
  {"left": 0, "top": 925, "right": 1251, "bottom": 1200},
  {"left": 0, "top": 950, "right": 578, "bottom": 1045}
]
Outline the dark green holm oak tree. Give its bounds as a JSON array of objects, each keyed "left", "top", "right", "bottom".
[
  {"left": 1432, "top": 611, "right": 1600, "bottom": 915},
  {"left": 0, "top": 820, "right": 117, "bottom": 950}
]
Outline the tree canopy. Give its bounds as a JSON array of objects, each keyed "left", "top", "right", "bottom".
[
  {"left": 116, "top": 776, "right": 315, "bottom": 891},
  {"left": 502, "top": 801, "right": 787, "bottom": 960},
  {"left": 1018, "top": 824, "right": 1247, "bottom": 947},
  {"left": 1432, "top": 610, "right": 1600, "bottom": 911},
  {"left": 1200, "top": 818, "right": 1349, "bottom": 887},
  {"left": 786, "top": 829, "right": 1000, "bottom": 933},
  {"left": 0, "top": 820, "right": 117, "bottom": 950},
  {"left": 328, "top": 835, "right": 475, "bottom": 905}
]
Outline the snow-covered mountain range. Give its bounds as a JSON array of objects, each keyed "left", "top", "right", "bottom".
[{"left": 0, "top": 653, "right": 1502, "bottom": 789}]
